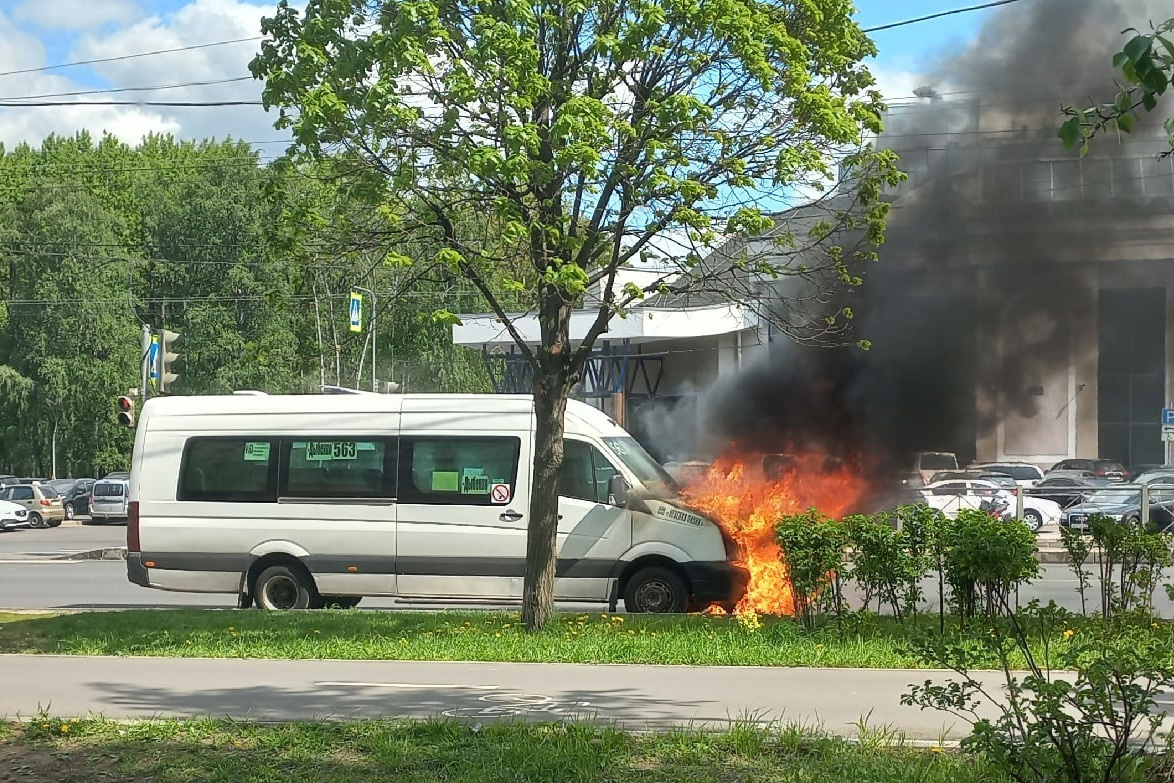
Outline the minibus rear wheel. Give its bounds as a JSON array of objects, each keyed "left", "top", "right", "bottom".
[
  {"left": 254, "top": 564, "right": 319, "bottom": 610},
  {"left": 623, "top": 566, "right": 687, "bottom": 613}
]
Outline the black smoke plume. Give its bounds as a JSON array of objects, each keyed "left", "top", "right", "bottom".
[{"left": 636, "top": 0, "right": 1172, "bottom": 478}]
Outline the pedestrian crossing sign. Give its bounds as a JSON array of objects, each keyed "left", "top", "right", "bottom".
[{"left": 349, "top": 292, "right": 363, "bottom": 333}]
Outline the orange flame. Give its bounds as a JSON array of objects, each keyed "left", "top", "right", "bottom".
[{"left": 681, "top": 451, "right": 871, "bottom": 616}]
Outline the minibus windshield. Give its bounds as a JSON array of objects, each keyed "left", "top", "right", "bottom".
[{"left": 603, "top": 437, "right": 680, "bottom": 495}]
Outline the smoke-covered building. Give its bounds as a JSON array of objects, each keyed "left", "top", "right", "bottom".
[
  {"left": 452, "top": 0, "right": 1174, "bottom": 472},
  {"left": 854, "top": 97, "right": 1174, "bottom": 469}
]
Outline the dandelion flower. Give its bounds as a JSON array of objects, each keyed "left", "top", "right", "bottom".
[{"left": 1063, "top": 629, "right": 1075, "bottom": 639}]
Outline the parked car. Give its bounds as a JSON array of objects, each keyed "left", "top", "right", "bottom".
[
  {"left": 1130, "top": 464, "right": 1174, "bottom": 480},
  {"left": 102, "top": 471, "right": 130, "bottom": 481},
  {"left": 920, "top": 477, "right": 1059, "bottom": 532},
  {"left": 969, "top": 461, "right": 1044, "bottom": 487},
  {"left": 974, "top": 472, "right": 1062, "bottom": 529},
  {"left": 1062, "top": 487, "right": 1174, "bottom": 532},
  {"left": 928, "top": 470, "right": 985, "bottom": 484},
  {"left": 663, "top": 460, "right": 711, "bottom": 485},
  {"left": 1134, "top": 469, "right": 1174, "bottom": 486},
  {"left": 88, "top": 478, "right": 129, "bottom": 523},
  {"left": 913, "top": 451, "right": 959, "bottom": 485},
  {"left": 1048, "top": 459, "right": 1129, "bottom": 482},
  {"left": 919, "top": 478, "right": 1011, "bottom": 520},
  {"left": 0, "top": 483, "right": 65, "bottom": 528},
  {"left": 1028, "top": 474, "right": 1111, "bottom": 509},
  {"left": 48, "top": 478, "right": 96, "bottom": 520},
  {"left": 0, "top": 498, "right": 30, "bottom": 531}
]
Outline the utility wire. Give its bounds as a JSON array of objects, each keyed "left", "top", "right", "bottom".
[
  {"left": 0, "top": 99, "right": 262, "bottom": 107},
  {"left": 0, "top": 37, "right": 263, "bottom": 79},
  {"left": 0, "top": 77, "right": 254, "bottom": 102},
  {"left": 863, "top": 0, "right": 1028, "bottom": 33}
]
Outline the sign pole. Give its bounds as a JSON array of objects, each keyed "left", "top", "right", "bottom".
[
  {"left": 353, "top": 287, "right": 376, "bottom": 392},
  {"left": 1162, "top": 408, "right": 1174, "bottom": 465},
  {"left": 140, "top": 323, "right": 152, "bottom": 402}
]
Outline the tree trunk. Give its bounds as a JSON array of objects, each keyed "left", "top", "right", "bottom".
[
  {"left": 522, "top": 280, "right": 574, "bottom": 631},
  {"left": 522, "top": 374, "right": 568, "bottom": 630}
]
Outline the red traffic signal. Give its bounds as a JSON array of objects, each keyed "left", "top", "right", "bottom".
[{"left": 116, "top": 396, "right": 135, "bottom": 427}]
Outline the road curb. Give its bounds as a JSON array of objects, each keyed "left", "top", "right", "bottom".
[{"left": 55, "top": 547, "right": 127, "bottom": 561}]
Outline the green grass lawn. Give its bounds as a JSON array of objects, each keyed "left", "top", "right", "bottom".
[
  {"left": 0, "top": 608, "right": 1109, "bottom": 668},
  {"left": 0, "top": 717, "right": 1002, "bottom": 783}
]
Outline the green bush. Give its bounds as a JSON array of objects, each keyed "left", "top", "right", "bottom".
[
  {"left": 845, "top": 511, "right": 930, "bottom": 622},
  {"left": 774, "top": 510, "right": 847, "bottom": 629},
  {"left": 1086, "top": 514, "right": 1171, "bottom": 618},
  {"left": 906, "top": 601, "right": 1172, "bottom": 783},
  {"left": 939, "top": 509, "right": 1038, "bottom": 622}
]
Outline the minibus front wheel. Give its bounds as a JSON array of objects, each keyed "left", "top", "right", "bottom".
[
  {"left": 623, "top": 566, "right": 688, "bottom": 613},
  {"left": 254, "top": 564, "right": 320, "bottom": 610}
]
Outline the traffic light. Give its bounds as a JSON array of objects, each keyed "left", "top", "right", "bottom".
[
  {"left": 116, "top": 396, "right": 135, "bottom": 427},
  {"left": 156, "top": 328, "right": 181, "bottom": 393}
]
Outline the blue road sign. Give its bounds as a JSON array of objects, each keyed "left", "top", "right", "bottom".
[
  {"left": 1164, "top": 408, "right": 1174, "bottom": 426},
  {"left": 148, "top": 336, "right": 160, "bottom": 382},
  {"left": 349, "top": 292, "right": 363, "bottom": 333}
]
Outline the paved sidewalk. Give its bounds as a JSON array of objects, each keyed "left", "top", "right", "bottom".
[{"left": 0, "top": 655, "right": 1007, "bottom": 738}]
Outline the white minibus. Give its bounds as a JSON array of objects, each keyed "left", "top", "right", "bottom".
[{"left": 126, "top": 393, "right": 747, "bottom": 612}]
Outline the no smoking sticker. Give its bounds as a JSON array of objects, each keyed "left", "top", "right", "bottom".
[{"left": 491, "top": 484, "right": 511, "bottom": 504}]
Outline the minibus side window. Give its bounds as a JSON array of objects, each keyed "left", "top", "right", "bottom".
[
  {"left": 560, "top": 440, "right": 619, "bottom": 505},
  {"left": 178, "top": 438, "right": 278, "bottom": 502},
  {"left": 280, "top": 438, "right": 398, "bottom": 499},
  {"left": 398, "top": 437, "right": 520, "bottom": 505}
]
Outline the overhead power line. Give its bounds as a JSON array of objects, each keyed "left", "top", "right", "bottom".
[
  {"left": 0, "top": 100, "right": 262, "bottom": 107},
  {"left": 0, "top": 37, "right": 263, "bottom": 79},
  {"left": 863, "top": 0, "right": 1028, "bottom": 33},
  {"left": 0, "top": 77, "right": 254, "bottom": 102}
]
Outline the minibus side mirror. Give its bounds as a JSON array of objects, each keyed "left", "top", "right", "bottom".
[{"left": 608, "top": 475, "right": 630, "bottom": 506}]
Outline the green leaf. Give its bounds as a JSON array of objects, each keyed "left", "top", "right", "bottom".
[
  {"left": 1123, "top": 34, "right": 1153, "bottom": 65},
  {"left": 1113, "top": 51, "right": 1130, "bottom": 69},
  {"left": 1117, "top": 112, "right": 1135, "bottom": 133},
  {"left": 431, "top": 309, "right": 464, "bottom": 326},
  {"left": 1058, "top": 116, "right": 1083, "bottom": 150}
]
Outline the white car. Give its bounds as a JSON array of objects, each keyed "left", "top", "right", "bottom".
[
  {"left": 920, "top": 479, "right": 1059, "bottom": 532},
  {"left": 913, "top": 451, "right": 959, "bottom": 485},
  {"left": 0, "top": 498, "right": 30, "bottom": 531},
  {"left": 969, "top": 461, "right": 1045, "bottom": 488}
]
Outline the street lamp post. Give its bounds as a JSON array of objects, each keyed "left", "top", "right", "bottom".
[{"left": 353, "top": 286, "right": 376, "bottom": 392}]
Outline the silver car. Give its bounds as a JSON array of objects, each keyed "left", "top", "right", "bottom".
[{"left": 87, "top": 479, "right": 129, "bottom": 523}]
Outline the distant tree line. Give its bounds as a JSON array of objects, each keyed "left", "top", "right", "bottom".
[{"left": 0, "top": 132, "right": 497, "bottom": 477}]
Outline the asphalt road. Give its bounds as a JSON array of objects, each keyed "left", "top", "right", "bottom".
[
  {"left": 4, "top": 525, "right": 1174, "bottom": 615},
  {"left": 0, "top": 522, "right": 125, "bottom": 556},
  {"left": 0, "top": 654, "right": 1008, "bottom": 737}
]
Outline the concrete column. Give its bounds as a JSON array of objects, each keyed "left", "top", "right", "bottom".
[{"left": 1074, "top": 266, "right": 1099, "bottom": 458}]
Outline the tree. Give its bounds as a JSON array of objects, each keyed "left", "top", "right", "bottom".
[
  {"left": 1060, "top": 18, "right": 1174, "bottom": 154},
  {"left": 252, "top": 0, "right": 900, "bottom": 630}
]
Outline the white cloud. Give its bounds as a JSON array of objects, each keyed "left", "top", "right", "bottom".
[
  {"left": 868, "top": 62, "right": 925, "bottom": 106},
  {"left": 0, "top": 1, "right": 289, "bottom": 151},
  {"left": 14, "top": 0, "right": 140, "bottom": 31},
  {"left": 0, "top": 11, "right": 177, "bottom": 147}
]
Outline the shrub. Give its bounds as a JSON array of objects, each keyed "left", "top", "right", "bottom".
[
  {"left": 906, "top": 601, "right": 1171, "bottom": 783},
  {"left": 939, "top": 509, "right": 1038, "bottom": 623},
  {"left": 845, "top": 510, "right": 930, "bottom": 622},
  {"left": 774, "top": 509, "right": 846, "bottom": 629}
]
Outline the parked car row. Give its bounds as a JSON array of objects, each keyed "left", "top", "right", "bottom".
[
  {"left": 0, "top": 473, "right": 130, "bottom": 530},
  {"left": 918, "top": 477, "right": 1061, "bottom": 532}
]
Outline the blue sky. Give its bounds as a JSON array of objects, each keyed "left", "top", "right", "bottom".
[{"left": 0, "top": 0, "right": 995, "bottom": 148}]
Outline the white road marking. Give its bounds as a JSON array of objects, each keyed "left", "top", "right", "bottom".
[{"left": 315, "top": 681, "right": 500, "bottom": 690}]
